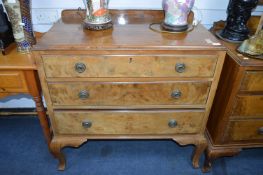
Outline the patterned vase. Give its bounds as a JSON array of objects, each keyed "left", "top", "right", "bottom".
[
  {"left": 162, "top": 0, "right": 195, "bottom": 32},
  {"left": 3, "top": 0, "right": 35, "bottom": 53},
  {"left": 84, "top": 0, "right": 112, "bottom": 30},
  {"left": 216, "top": 0, "right": 259, "bottom": 43}
]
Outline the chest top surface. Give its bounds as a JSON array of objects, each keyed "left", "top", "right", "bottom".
[{"left": 34, "top": 11, "right": 224, "bottom": 51}]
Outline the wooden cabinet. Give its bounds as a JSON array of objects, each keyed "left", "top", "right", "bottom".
[
  {"left": 204, "top": 22, "right": 263, "bottom": 172},
  {"left": 0, "top": 44, "right": 51, "bottom": 148},
  {"left": 33, "top": 10, "right": 226, "bottom": 171}
]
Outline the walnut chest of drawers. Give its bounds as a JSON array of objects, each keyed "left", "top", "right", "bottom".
[
  {"left": 204, "top": 24, "right": 263, "bottom": 172},
  {"left": 33, "top": 10, "right": 226, "bottom": 170}
]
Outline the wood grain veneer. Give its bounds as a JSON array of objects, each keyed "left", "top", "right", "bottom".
[
  {"left": 42, "top": 55, "right": 217, "bottom": 78},
  {"left": 54, "top": 110, "right": 204, "bottom": 135}
]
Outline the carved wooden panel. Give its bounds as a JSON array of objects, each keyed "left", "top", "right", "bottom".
[
  {"left": 54, "top": 110, "right": 205, "bottom": 135},
  {"left": 43, "top": 55, "right": 218, "bottom": 78}
]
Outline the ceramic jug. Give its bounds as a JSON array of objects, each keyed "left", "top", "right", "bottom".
[
  {"left": 162, "top": 0, "right": 195, "bottom": 31},
  {"left": 84, "top": 0, "right": 112, "bottom": 30}
]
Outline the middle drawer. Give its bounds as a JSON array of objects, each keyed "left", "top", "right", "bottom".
[{"left": 48, "top": 81, "right": 211, "bottom": 107}]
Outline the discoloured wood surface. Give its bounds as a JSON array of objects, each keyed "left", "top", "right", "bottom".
[
  {"left": 54, "top": 110, "right": 204, "bottom": 135},
  {"left": 42, "top": 55, "right": 218, "bottom": 78},
  {"left": 48, "top": 81, "right": 211, "bottom": 106},
  {"left": 227, "top": 119, "right": 263, "bottom": 142},
  {"left": 232, "top": 96, "right": 263, "bottom": 118},
  {"left": 240, "top": 71, "right": 263, "bottom": 92},
  {"left": 0, "top": 71, "right": 28, "bottom": 92}
]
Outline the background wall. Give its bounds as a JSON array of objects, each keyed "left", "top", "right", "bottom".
[{"left": 0, "top": 0, "right": 262, "bottom": 108}]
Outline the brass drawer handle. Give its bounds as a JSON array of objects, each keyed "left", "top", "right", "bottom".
[
  {"left": 75, "top": 62, "right": 86, "bottom": 73},
  {"left": 82, "top": 121, "right": 92, "bottom": 128},
  {"left": 258, "top": 127, "right": 263, "bottom": 135},
  {"left": 168, "top": 119, "right": 177, "bottom": 128},
  {"left": 171, "top": 90, "right": 182, "bottom": 99},
  {"left": 175, "top": 63, "right": 186, "bottom": 73},
  {"left": 79, "top": 90, "right": 89, "bottom": 99}
]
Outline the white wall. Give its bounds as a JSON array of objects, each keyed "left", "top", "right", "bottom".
[{"left": 0, "top": 0, "right": 262, "bottom": 108}]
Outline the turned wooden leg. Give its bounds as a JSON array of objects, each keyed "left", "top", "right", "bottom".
[
  {"left": 192, "top": 141, "right": 207, "bottom": 168},
  {"left": 33, "top": 96, "right": 52, "bottom": 146},
  {"left": 24, "top": 71, "right": 52, "bottom": 147},
  {"left": 202, "top": 147, "right": 241, "bottom": 173},
  {"left": 50, "top": 141, "right": 66, "bottom": 171}
]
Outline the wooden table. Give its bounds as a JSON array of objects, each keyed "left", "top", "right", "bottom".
[{"left": 0, "top": 44, "right": 51, "bottom": 148}]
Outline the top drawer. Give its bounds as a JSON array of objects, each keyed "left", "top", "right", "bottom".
[
  {"left": 42, "top": 55, "right": 217, "bottom": 78},
  {"left": 0, "top": 71, "right": 28, "bottom": 93},
  {"left": 240, "top": 71, "right": 263, "bottom": 92}
]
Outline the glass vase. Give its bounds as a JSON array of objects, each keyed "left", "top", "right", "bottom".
[{"left": 84, "top": 0, "right": 112, "bottom": 30}]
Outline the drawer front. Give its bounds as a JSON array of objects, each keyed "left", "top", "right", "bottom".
[
  {"left": 240, "top": 71, "right": 263, "bottom": 92},
  {"left": 49, "top": 81, "right": 211, "bottom": 106},
  {"left": 43, "top": 55, "right": 217, "bottom": 78},
  {"left": 232, "top": 96, "right": 263, "bottom": 118},
  {"left": 0, "top": 71, "right": 28, "bottom": 92},
  {"left": 54, "top": 110, "right": 205, "bottom": 135},
  {"left": 228, "top": 119, "right": 263, "bottom": 142}
]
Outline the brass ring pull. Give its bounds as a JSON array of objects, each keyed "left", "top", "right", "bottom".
[
  {"left": 175, "top": 63, "right": 186, "bottom": 73},
  {"left": 171, "top": 90, "right": 182, "bottom": 99},
  {"left": 79, "top": 90, "right": 89, "bottom": 99},
  {"left": 75, "top": 62, "right": 86, "bottom": 73},
  {"left": 82, "top": 121, "right": 92, "bottom": 128},
  {"left": 168, "top": 119, "right": 177, "bottom": 128}
]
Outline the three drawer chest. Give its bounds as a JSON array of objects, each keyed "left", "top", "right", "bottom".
[
  {"left": 33, "top": 10, "right": 226, "bottom": 170},
  {"left": 203, "top": 19, "right": 263, "bottom": 172}
]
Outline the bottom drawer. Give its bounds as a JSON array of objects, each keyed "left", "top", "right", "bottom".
[
  {"left": 53, "top": 110, "right": 205, "bottom": 135},
  {"left": 228, "top": 119, "right": 263, "bottom": 142}
]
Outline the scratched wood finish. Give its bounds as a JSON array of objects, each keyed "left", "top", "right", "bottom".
[
  {"left": 54, "top": 110, "right": 205, "bottom": 135},
  {"left": 232, "top": 96, "right": 263, "bottom": 118},
  {"left": 33, "top": 10, "right": 226, "bottom": 171},
  {"left": 48, "top": 81, "right": 211, "bottom": 106},
  {"left": 240, "top": 71, "right": 263, "bottom": 92},
  {"left": 227, "top": 119, "right": 263, "bottom": 142},
  {"left": 0, "top": 71, "right": 28, "bottom": 92},
  {"left": 42, "top": 55, "right": 218, "bottom": 78}
]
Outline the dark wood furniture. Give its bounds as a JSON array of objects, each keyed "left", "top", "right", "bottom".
[
  {"left": 33, "top": 10, "right": 226, "bottom": 171},
  {"left": 203, "top": 19, "right": 263, "bottom": 172},
  {"left": 0, "top": 44, "right": 51, "bottom": 148}
]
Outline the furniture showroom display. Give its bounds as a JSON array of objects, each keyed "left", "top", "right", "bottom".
[
  {"left": 203, "top": 19, "right": 263, "bottom": 172},
  {"left": 33, "top": 10, "right": 226, "bottom": 170}
]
